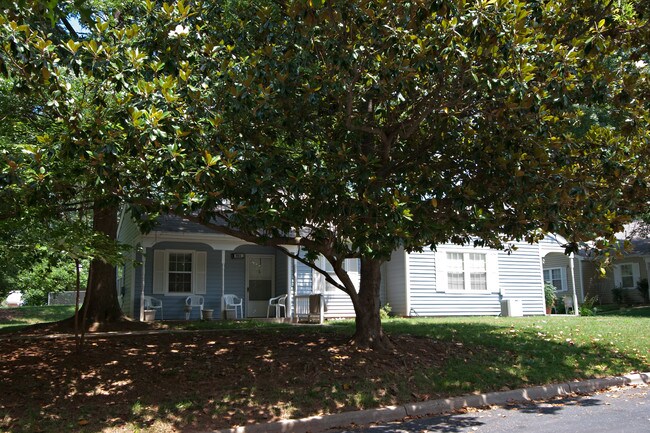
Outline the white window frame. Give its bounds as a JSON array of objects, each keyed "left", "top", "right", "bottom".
[
  {"left": 614, "top": 262, "right": 640, "bottom": 289},
  {"left": 152, "top": 249, "right": 207, "bottom": 296},
  {"left": 436, "top": 249, "right": 499, "bottom": 293},
  {"left": 320, "top": 257, "right": 360, "bottom": 292},
  {"left": 543, "top": 267, "right": 567, "bottom": 292},
  {"left": 167, "top": 251, "right": 194, "bottom": 294}
]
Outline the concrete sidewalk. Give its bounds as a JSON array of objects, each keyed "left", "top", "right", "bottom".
[{"left": 214, "top": 372, "right": 649, "bottom": 433}]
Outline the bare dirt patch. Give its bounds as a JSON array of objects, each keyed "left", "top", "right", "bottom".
[{"left": 0, "top": 325, "right": 461, "bottom": 433}]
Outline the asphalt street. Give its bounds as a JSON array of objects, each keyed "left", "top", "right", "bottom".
[{"left": 334, "top": 385, "right": 649, "bottom": 433}]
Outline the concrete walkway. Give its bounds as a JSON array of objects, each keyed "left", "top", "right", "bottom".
[{"left": 213, "top": 373, "right": 649, "bottom": 433}]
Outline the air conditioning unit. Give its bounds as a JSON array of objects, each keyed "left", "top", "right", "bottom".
[{"left": 500, "top": 299, "right": 523, "bottom": 317}]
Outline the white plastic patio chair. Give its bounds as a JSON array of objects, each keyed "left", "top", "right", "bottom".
[
  {"left": 223, "top": 294, "right": 243, "bottom": 319},
  {"left": 267, "top": 294, "right": 287, "bottom": 318},
  {"left": 563, "top": 295, "right": 574, "bottom": 314},
  {"left": 143, "top": 295, "right": 163, "bottom": 320},
  {"left": 185, "top": 295, "right": 204, "bottom": 319}
]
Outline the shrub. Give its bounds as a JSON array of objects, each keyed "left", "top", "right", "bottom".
[
  {"left": 612, "top": 286, "right": 625, "bottom": 305},
  {"left": 636, "top": 278, "right": 649, "bottom": 304},
  {"left": 579, "top": 295, "right": 599, "bottom": 316},
  {"left": 379, "top": 303, "right": 392, "bottom": 320}
]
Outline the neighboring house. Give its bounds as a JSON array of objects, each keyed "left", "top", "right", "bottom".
[
  {"left": 541, "top": 234, "right": 584, "bottom": 307},
  {"left": 386, "top": 234, "right": 578, "bottom": 317},
  {"left": 117, "top": 212, "right": 573, "bottom": 320},
  {"left": 581, "top": 236, "right": 650, "bottom": 305}
]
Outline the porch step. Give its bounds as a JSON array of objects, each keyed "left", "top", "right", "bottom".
[{"left": 251, "top": 317, "right": 292, "bottom": 324}]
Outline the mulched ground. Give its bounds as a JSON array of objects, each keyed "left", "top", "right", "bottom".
[{"left": 0, "top": 319, "right": 463, "bottom": 433}]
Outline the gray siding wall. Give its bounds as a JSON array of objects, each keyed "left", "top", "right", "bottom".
[
  {"left": 129, "top": 250, "right": 144, "bottom": 319},
  {"left": 117, "top": 213, "right": 142, "bottom": 247},
  {"left": 405, "top": 242, "right": 545, "bottom": 316},
  {"left": 499, "top": 243, "right": 545, "bottom": 315},
  {"left": 383, "top": 248, "right": 408, "bottom": 316},
  {"left": 120, "top": 252, "right": 135, "bottom": 317},
  {"left": 275, "top": 252, "right": 289, "bottom": 295},
  {"left": 117, "top": 213, "right": 142, "bottom": 318}
]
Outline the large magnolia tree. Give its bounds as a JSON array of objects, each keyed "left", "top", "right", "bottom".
[
  {"left": 0, "top": 1, "right": 134, "bottom": 323},
  {"left": 3, "top": 0, "right": 650, "bottom": 347}
]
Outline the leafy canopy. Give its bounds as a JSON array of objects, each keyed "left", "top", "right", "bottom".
[{"left": 2, "top": 0, "right": 649, "bottom": 266}]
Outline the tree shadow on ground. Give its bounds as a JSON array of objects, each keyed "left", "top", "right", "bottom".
[{"left": 0, "top": 319, "right": 645, "bottom": 433}]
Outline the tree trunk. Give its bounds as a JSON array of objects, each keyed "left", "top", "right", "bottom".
[
  {"left": 350, "top": 258, "right": 393, "bottom": 351},
  {"left": 78, "top": 201, "right": 125, "bottom": 324}
]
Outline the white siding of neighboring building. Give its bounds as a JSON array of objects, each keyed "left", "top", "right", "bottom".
[
  {"left": 322, "top": 289, "right": 356, "bottom": 318},
  {"left": 296, "top": 261, "right": 313, "bottom": 295},
  {"left": 404, "top": 241, "right": 546, "bottom": 316},
  {"left": 407, "top": 248, "right": 440, "bottom": 316},
  {"left": 383, "top": 248, "right": 409, "bottom": 316},
  {"left": 499, "top": 243, "right": 546, "bottom": 315},
  {"left": 407, "top": 244, "right": 499, "bottom": 316},
  {"left": 320, "top": 261, "right": 360, "bottom": 318}
]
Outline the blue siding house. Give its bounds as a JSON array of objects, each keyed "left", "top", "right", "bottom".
[{"left": 117, "top": 212, "right": 575, "bottom": 320}]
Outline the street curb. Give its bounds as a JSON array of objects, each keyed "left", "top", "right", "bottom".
[
  {"left": 213, "top": 372, "right": 649, "bottom": 433},
  {"left": 216, "top": 406, "right": 407, "bottom": 433}
]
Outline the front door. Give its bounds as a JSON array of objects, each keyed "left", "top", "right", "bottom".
[{"left": 246, "top": 255, "right": 275, "bottom": 317}]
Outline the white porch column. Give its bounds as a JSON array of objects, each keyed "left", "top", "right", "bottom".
[
  {"left": 139, "top": 252, "right": 146, "bottom": 322},
  {"left": 569, "top": 253, "right": 579, "bottom": 316},
  {"left": 286, "top": 253, "right": 294, "bottom": 319}
]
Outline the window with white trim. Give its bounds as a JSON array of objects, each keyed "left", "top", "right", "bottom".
[
  {"left": 468, "top": 253, "right": 487, "bottom": 291},
  {"left": 168, "top": 252, "right": 193, "bottom": 293},
  {"left": 321, "top": 257, "right": 360, "bottom": 291},
  {"left": 152, "top": 250, "right": 207, "bottom": 295},
  {"left": 438, "top": 250, "right": 497, "bottom": 292},
  {"left": 620, "top": 263, "right": 636, "bottom": 288},
  {"left": 322, "top": 257, "right": 359, "bottom": 273},
  {"left": 447, "top": 252, "right": 465, "bottom": 291},
  {"left": 543, "top": 267, "right": 566, "bottom": 291}
]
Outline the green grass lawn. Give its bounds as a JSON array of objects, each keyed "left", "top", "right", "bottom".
[
  {"left": 327, "top": 308, "right": 650, "bottom": 394},
  {"left": 381, "top": 312, "right": 650, "bottom": 393},
  {"left": 0, "top": 305, "right": 75, "bottom": 332}
]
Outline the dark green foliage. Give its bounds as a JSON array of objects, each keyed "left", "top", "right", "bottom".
[
  {"left": 2, "top": 0, "right": 650, "bottom": 343},
  {"left": 612, "top": 287, "right": 625, "bottom": 305},
  {"left": 636, "top": 278, "right": 649, "bottom": 303}
]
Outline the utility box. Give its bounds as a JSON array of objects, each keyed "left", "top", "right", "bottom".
[{"left": 500, "top": 299, "right": 523, "bottom": 317}]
